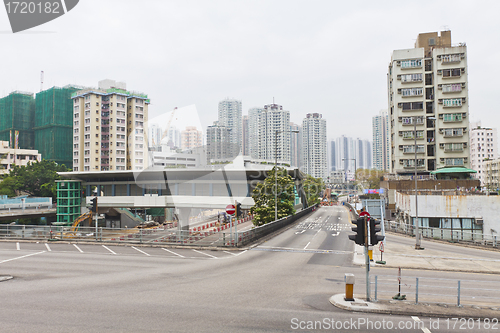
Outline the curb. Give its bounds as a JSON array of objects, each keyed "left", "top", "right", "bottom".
[{"left": 329, "top": 294, "right": 500, "bottom": 319}]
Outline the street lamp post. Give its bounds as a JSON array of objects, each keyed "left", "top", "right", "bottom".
[
  {"left": 275, "top": 129, "right": 299, "bottom": 221},
  {"left": 414, "top": 116, "right": 422, "bottom": 249}
]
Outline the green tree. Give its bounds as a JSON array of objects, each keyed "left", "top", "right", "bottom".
[
  {"left": 0, "top": 160, "right": 70, "bottom": 201},
  {"left": 251, "top": 166, "right": 296, "bottom": 226},
  {"left": 302, "top": 174, "right": 324, "bottom": 206}
]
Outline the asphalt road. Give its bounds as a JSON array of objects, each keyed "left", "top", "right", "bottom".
[{"left": 0, "top": 206, "right": 497, "bottom": 332}]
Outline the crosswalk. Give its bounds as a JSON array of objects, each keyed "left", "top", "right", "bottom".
[{"left": 0, "top": 241, "right": 247, "bottom": 260}]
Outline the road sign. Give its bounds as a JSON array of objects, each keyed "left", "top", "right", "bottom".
[
  {"left": 226, "top": 204, "right": 235, "bottom": 215},
  {"left": 359, "top": 211, "right": 370, "bottom": 218},
  {"left": 379, "top": 242, "right": 384, "bottom": 252}
]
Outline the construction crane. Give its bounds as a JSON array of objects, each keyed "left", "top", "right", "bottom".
[{"left": 160, "top": 107, "right": 177, "bottom": 146}]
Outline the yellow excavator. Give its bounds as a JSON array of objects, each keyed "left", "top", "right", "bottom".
[{"left": 64, "top": 211, "right": 93, "bottom": 237}]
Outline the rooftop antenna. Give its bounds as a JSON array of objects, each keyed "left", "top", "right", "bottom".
[{"left": 40, "top": 71, "right": 44, "bottom": 92}]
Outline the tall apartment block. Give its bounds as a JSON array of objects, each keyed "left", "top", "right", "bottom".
[
  {"left": 372, "top": 109, "right": 390, "bottom": 171},
  {"left": 218, "top": 98, "right": 242, "bottom": 157},
  {"left": 388, "top": 30, "right": 469, "bottom": 174},
  {"left": 302, "top": 113, "right": 327, "bottom": 179},
  {"left": 242, "top": 115, "right": 249, "bottom": 156},
  {"left": 470, "top": 121, "right": 498, "bottom": 184},
  {"left": 355, "top": 139, "right": 372, "bottom": 170},
  {"left": 181, "top": 126, "right": 202, "bottom": 151},
  {"left": 248, "top": 107, "right": 263, "bottom": 159},
  {"left": 330, "top": 140, "right": 336, "bottom": 171},
  {"left": 290, "top": 122, "right": 301, "bottom": 168},
  {"left": 72, "top": 80, "right": 149, "bottom": 172},
  {"left": 0, "top": 91, "right": 35, "bottom": 150},
  {"left": 206, "top": 121, "right": 232, "bottom": 163},
  {"left": 257, "top": 103, "right": 291, "bottom": 163}
]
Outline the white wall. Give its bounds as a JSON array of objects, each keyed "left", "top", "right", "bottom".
[{"left": 395, "top": 192, "right": 500, "bottom": 237}]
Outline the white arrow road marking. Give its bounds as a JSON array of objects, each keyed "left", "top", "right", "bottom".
[
  {"left": 331, "top": 232, "right": 339, "bottom": 237},
  {"left": 295, "top": 230, "right": 306, "bottom": 234}
]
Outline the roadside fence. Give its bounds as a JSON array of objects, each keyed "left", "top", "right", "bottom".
[
  {"left": 372, "top": 273, "right": 500, "bottom": 307},
  {"left": 385, "top": 220, "right": 499, "bottom": 248}
]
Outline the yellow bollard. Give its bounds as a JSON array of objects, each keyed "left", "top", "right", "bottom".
[{"left": 345, "top": 273, "right": 355, "bottom": 301}]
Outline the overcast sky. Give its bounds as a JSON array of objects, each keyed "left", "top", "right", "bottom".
[{"left": 2, "top": 0, "right": 499, "bottom": 141}]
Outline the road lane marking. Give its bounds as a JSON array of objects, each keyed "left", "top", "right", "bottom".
[
  {"left": 73, "top": 244, "right": 83, "bottom": 253},
  {"left": 45, "top": 243, "right": 51, "bottom": 251},
  {"left": 162, "top": 248, "right": 184, "bottom": 258},
  {"left": 223, "top": 251, "right": 237, "bottom": 256},
  {"left": 295, "top": 230, "right": 306, "bottom": 234},
  {"left": 411, "top": 316, "right": 431, "bottom": 333},
  {"left": 132, "top": 246, "right": 150, "bottom": 256},
  {"left": 235, "top": 250, "right": 247, "bottom": 256},
  {"left": 16, "top": 242, "right": 20, "bottom": 251},
  {"left": 331, "top": 232, "right": 339, "bottom": 236},
  {"left": 193, "top": 249, "right": 217, "bottom": 258},
  {"left": 0, "top": 251, "right": 45, "bottom": 264},
  {"left": 304, "top": 242, "right": 310, "bottom": 250},
  {"left": 102, "top": 245, "right": 117, "bottom": 255}
]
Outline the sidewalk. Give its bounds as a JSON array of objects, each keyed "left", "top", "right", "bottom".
[
  {"left": 353, "top": 235, "right": 500, "bottom": 274},
  {"left": 331, "top": 232, "right": 500, "bottom": 317}
]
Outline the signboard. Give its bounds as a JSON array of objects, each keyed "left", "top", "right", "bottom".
[
  {"left": 225, "top": 204, "right": 235, "bottom": 215},
  {"left": 364, "top": 189, "right": 385, "bottom": 194}
]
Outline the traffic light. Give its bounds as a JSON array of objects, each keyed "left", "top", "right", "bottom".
[
  {"left": 369, "top": 217, "right": 385, "bottom": 246},
  {"left": 91, "top": 197, "right": 97, "bottom": 213},
  {"left": 236, "top": 202, "right": 242, "bottom": 218},
  {"left": 348, "top": 217, "right": 366, "bottom": 245}
]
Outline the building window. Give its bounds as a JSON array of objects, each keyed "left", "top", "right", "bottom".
[
  {"left": 401, "top": 59, "right": 422, "bottom": 69},
  {"left": 400, "top": 88, "right": 423, "bottom": 97},
  {"left": 442, "top": 98, "right": 463, "bottom": 107}
]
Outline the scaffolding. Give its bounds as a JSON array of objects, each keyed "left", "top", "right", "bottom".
[
  {"left": 34, "top": 86, "right": 80, "bottom": 168},
  {"left": 0, "top": 91, "right": 35, "bottom": 149}
]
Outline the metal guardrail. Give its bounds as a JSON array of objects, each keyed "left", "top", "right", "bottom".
[
  {"left": 385, "top": 220, "right": 498, "bottom": 248},
  {"left": 372, "top": 274, "right": 500, "bottom": 307},
  {"left": 0, "top": 207, "right": 317, "bottom": 247}
]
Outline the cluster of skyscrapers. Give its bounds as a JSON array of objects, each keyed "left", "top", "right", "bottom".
[{"left": 206, "top": 99, "right": 328, "bottom": 180}]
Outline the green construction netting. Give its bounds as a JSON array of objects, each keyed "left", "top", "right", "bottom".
[
  {"left": 0, "top": 92, "right": 35, "bottom": 149},
  {"left": 33, "top": 86, "right": 79, "bottom": 168}
]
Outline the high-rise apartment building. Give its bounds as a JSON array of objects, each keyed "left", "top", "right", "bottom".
[
  {"left": 72, "top": 80, "right": 149, "bottom": 172},
  {"left": 248, "top": 107, "right": 263, "bottom": 159},
  {"left": 290, "top": 122, "right": 301, "bottom": 168},
  {"left": 257, "top": 103, "right": 291, "bottom": 163},
  {"left": 330, "top": 140, "right": 336, "bottom": 171},
  {"left": 218, "top": 98, "right": 242, "bottom": 157},
  {"left": 470, "top": 121, "right": 498, "bottom": 184},
  {"left": 242, "top": 115, "right": 249, "bottom": 156},
  {"left": 388, "top": 30, "right": 469, "bottom": 174},
  {"left": 354, "top": 138, "right": 372, "bottom": 170},
  {"left": 148, "top": 123, "right": 162, "bottom": 148},
  {"left": 206, "top": 121, "right": 232, "bottom": 163},
  {"left": 372, "top": 109, "right": 390, "bottom": 170},
  {"left": 181, "top": 126, "right": 202, "bottom": 151},
  {"left": 302, "top": 113, "right": 327, "bottom": 179},
  {"left": 335, "top": 135, "right": 354, "bottom": 173}
]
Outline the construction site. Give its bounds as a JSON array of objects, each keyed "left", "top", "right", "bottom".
[
  {"left": 0, "top": 91, "right": 35, "bottom": 150},
  {"left": 34, "top": 85, "right": 82, "bottom": 169}
]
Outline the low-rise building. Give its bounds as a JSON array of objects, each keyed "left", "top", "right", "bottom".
[{"left": 0, "top": 140, "right": 41, "bottom": 175}]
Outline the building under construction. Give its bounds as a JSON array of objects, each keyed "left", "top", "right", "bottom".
[
  {"left": 34, "top": 85, "right": 82, "bottom": 169},
  {"left": 0, "top": 91, "right": 35, "bottom": 150}
]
